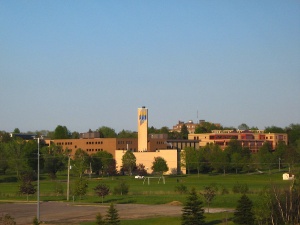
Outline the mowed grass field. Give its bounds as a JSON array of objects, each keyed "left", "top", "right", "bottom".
[
  {"left": 0, "top": 170, "right": 295, "bottom": 225},
  {"left": 82, "top": 213, "right": 235, "bottom": 225},
  {"left": 0, "top": 170, "right": 293, "bottom": 208}
]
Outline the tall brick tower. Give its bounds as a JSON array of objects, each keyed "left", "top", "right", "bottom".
[{"left": 138, "top": 106, "right": 148, "bottom": 151}]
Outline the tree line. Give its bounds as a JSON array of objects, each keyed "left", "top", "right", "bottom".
[
  {"left": 181, "top": 139, "right": 300, "bottom": 175},
  {"left": 2, "top": 123, "right": 299, "bottom": 141}
]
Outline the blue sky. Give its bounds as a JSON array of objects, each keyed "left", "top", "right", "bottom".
[{"left": 1, "top": 1, "right": 299, "bottom": 133}]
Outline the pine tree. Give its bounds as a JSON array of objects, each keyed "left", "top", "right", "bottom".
[
  {"left": 181, "top": 188, "right": 205, "bottom": 225},
  {"left": 233, "top": 194, "right": 255, "bottom": 225},
  {"left": 95, "top": 212, "right": 105, "bottom": 225},
  {"left": 105, "top": 203, "right": 120, "bottom": 225}
]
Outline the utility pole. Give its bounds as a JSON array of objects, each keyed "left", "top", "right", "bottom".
[
  {"left": 67, "top": 154, "right": 70, "bottom": 201},
  {"left": 33, "top": 136, "right": 41, "bottom": 223},
  {"left": 279, "top": 157, "right": 281, "bottom": 172}
]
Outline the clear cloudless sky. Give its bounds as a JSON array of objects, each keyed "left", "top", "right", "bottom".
[{"left": 0, "top": 0, "right": 299, "bottom": 133}]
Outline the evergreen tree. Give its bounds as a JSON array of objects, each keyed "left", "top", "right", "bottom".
[
  {"left": 181, "top": 124, "right": 189, "bottom": 139},
  {"left": 181, "top": 188, "right": 205, "bottom": 225},
  {"left": 105, "top": 203, "right": 120, "bottom": 225},
  {"left": 233, "top": 194, "right": 255, "bottom": 225},
  {"left": 95, "top": 213, "right": 105, "bottom": 225}
]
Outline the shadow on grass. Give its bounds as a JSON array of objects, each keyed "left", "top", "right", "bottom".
[
  {"left": 107, "top": 196, "right": 137, "bottom": 204},
  {"left": 93, "top": 196, "right": 137, "bottom": 204},
  {"left": 206, "top": 220, "right": 222, "bottom": 225},
  {"left": 206, "top": 217, "right": 233, "bottom": 225},
  {"left": 0, "top": 176, "right": 18, "bottom": 183}
]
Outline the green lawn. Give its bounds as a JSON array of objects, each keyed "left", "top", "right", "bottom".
[
  {"left": 0, "top": 170, "right": 293, "bottom": 207},
  {"left": 0, "top": 170, "right": 295, "bottom": 225},
  {"left": 81, "top": 213, "right": 235, "bottom": 225}
]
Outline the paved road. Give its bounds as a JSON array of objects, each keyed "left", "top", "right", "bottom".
[{"left": 0, "top": 202, "right": 232, "bottom": 225}]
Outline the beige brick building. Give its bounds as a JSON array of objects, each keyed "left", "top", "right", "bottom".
[{"left": 188, "top": 130, "right": 288, "bottom": 153}]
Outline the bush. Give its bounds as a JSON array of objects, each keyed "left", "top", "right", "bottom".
[
  {"left": 232, "top": 182, "right": 249, "bottom": 194},
  {"left": 0, "top": 214, "right": 16, "bottom": 225},
  {"left": 113, "top": 180, "right": 129, "bottom": 195},
  {"left": 174, "top": 184, "right": 188, "bottom": 194},
  {"left": 220, "top": 185, "right": 229, "bottom": 195},
  {"left": 54, "top": 182, "right": 64, "bottom": 196}
]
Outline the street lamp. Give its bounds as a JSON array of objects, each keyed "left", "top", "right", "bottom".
[{"left": 33, "top": 136, "right": 41, "bottom": 222}]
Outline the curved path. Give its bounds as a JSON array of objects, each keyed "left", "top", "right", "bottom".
[{"left": 0, "top": 202, "right": 233, "bottom": 224}]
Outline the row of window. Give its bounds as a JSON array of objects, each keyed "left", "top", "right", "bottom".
[
  {"left": 86, "top": 141, "right": 103, "bottom": 144},
  {"left": 86, "top": 149, "right": 104, "bottom": 152},
  {"left": 56, "top": 142, "right": 72, "bottom": 145},
  {"left": 193, "top": 135, "right": 286, "bottom": 141},
  {"left": 214, "top": 141, "right": 266, "bottom": 147},
  {"left": 117, "top": 141, "right": 134, "bottom": 144},
  {"left": 117, "top": 148, "right": 136, "bottom": 151}
]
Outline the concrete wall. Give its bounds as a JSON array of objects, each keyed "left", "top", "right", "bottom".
[{"left": 115, "top": 149, "right": 183, "bottom": 175}]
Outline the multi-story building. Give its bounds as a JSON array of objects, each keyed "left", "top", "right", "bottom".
[
  {"left": 51, "top": 137, "right": 138, "bottom": 158},
  {"left": 49, "top": 106, "right": 192, "bottom": 174},
  {"left": 171, "top": 120, "right": 221, "bottom": 134},
  {"left": 188, "top": 130, "right": 288, "bottom": 153}
]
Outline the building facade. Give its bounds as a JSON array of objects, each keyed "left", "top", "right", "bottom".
[
  {"left": 171, "top": 120, "right": 221, "bottom": 134},
  {"left": 188, "top": 130, "right": 288, "bottom": 153}
]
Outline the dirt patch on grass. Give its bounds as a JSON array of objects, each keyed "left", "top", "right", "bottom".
[
  {"left": 166, "top": 201, "right": 183, "bottom": 206},
  {"left": 0, "top": 201, "right": 233, "bottom": 224}
]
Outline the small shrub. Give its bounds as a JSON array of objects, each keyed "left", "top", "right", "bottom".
[
  {"left": 32, "top": 216, "right": 39, "bottom": 225},
  {"left": 221, "top": 187, "right": 229, "bottom": 195},
  {"left": 113, "top": 180, "right": 129, "bottom": 195},
  {"left": 54, "top": 182, "right": 64, "bottom": 196},
  {"left": 232, "top": 182, "right": 249, "bottom": 194},
  {"left": 0, "top": 214, "right": 16, "bottom": 225},
  {"left": 95, "top": 212, "right": 105, "bottom": 225},
  {"left": 174, "top": 184, "right": 188, "bottom": 194}
]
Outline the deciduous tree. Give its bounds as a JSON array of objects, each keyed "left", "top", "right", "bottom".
[
  {"left": 94, "top": 183, "right": 110, "bottom": 203},
  {"left": 74, "top": 178, "right": 88, "bottom": 200},
  {"left": 7, "top": 138, "right": 28, "bottom": 177},
  {"left": 121, "top": 150, "right": 136, "bottom": 176},
  {"left": 151, "top": 157, "right": 169, "bottom": 175},
  {"left": 73, "top": 149, "right": 90, "bottom": 178},
  {"left": 0, "top": 142, "right": 9, "bottom": 174},
  {"left": 19, "top": 172, "right": 36, "bottom": 201},
  {"left": 98, "top": 126, "right": 117, "bottom": 138},
  {"left": 53, "top": 125, "right": 70, "bottom": 139},
  {"left": 201, "top": 185, "right": 217, "bottom": 213},
  {"left": 42, "top": 144, "right": 66, "bottom": 179}
]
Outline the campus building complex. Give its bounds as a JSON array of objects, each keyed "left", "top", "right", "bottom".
[
  {"left": 49, "top": 107, "right": 183, "bottom": 174},
  {"left": 46, "top": 107, "right": 288, "bottom": 174}
]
